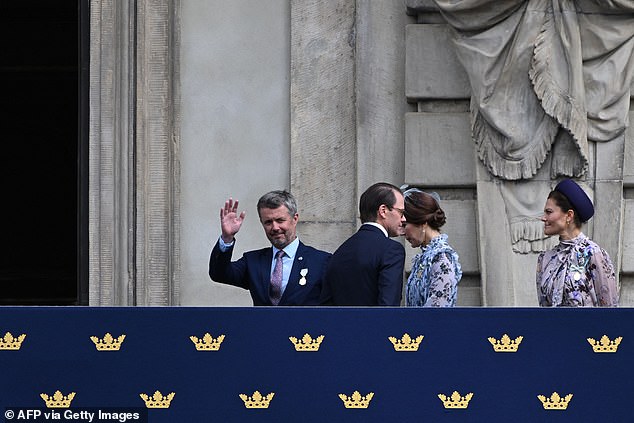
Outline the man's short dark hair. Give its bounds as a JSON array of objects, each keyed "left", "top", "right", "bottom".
[
  {"left": 257, "top": 190, "right": 298, "bottom": 217},
  {"left": 359, "top": 182, "right": 401, "bottom": 223}
]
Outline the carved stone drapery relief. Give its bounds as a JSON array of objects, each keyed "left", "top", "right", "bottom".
[
  {"left": 434, "top": 0, "right": 634, "bottom": 181},
  {"left": 434, "top": 0, "right": 634, "bottom": 254}
]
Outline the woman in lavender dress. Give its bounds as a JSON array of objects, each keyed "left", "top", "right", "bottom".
[
  {"left": 536, "top": 179, "right": 618, "bottom": 307},
  {"left": 402, "top": 189, "right": 462, "bottom": 307}
]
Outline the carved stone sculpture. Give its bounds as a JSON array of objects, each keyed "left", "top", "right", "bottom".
[
  {"left": 435, "top": 0, "right": 634, "bottom": 256},
  {"left": 434, "top": 0, "right": 634, "bottom": 181}
]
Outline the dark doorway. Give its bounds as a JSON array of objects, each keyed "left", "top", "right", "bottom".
[{"left": 0, "top": 0, "right": 89, "bottom": 305}]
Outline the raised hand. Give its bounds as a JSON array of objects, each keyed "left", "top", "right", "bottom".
[{"left": 220, "top": 198, "right": 246, "bottom": 243}]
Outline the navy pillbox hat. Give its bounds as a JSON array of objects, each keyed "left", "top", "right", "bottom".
[{"left": 554, "top": 179, "right": 594, "bottom": 223}]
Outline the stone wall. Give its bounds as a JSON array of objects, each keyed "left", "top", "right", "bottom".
[
  {"left": 90, "top": 0, "right": 633, "bottom": 306},
  {"left": 404, "top": 4, "right": 481, "bottom": 305}
]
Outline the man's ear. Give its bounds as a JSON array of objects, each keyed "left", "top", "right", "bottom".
[{"left": 377, "top": 204, "right": 388, "bottom": 219}]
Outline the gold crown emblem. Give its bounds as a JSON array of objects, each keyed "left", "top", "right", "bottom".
[
  {"left": 289, "top": 333, "right": 324, "bottom": 351},
  {"left": 488, "top": 334, "right": 523, "bottom": 352},
  {"left": 438, "top": 391, "right": 473, "bottom": 409},
  {"left": 0, "top": 332, "right": 26, "bottom": 350},
  {"left": 190, "top": 333, "right": 225, "bottom": 351},
  {"left": 90, "top": 333, "right": 126, "bottom": 351},
  {"left": 388, "top": 333, "right": 424, "bottom": 351},
  {"left": 338, "top": 391, "right": 374, "bottom": 409},
  {"left": 140, "top": 391, "right": 175, "bottom": 408},
  {"left": 537, "top": 392, "right": 573, "bottom": 410},
  {"left": 587, "top": 335, "right": 622, "bottom": 353},
  {"left": 239, "top": 391, "right": 275, "bottom": 408},
  {"left": 40, "top": 391, "right": 76, "bottom": 408}
]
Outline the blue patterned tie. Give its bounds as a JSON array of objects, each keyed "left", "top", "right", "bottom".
[{"left": 269, "top": 250, "right": 285, "bottom": 305}]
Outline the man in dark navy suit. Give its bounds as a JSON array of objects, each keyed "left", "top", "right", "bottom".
[
  {"left": 209, "top": 190, "right": 331, "bottom": 306},
  {"left": 321, "top": 182, "right": 406, "bottom": 306}
]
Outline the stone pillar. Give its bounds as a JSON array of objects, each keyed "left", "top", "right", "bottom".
[
  {"left": 355, "top": 1, "right": 409, "bottom": 195},
  {"left": 89, "top": 0, "right": 180, "bottom": 305},
  {"left": 290, "top": 0, "right": 409, "bottom": 252},
  {"left": 135, "top": 0, "right": 181, "bottom": 305},
  {"left": 89, "top": 0, "right": 136, "bottom": 305},
  {"left": 290, "top": 0, "right": 357, "bottom": 252},
  {"left": 621, "top": 111, "right": 634, "bottom": 304}
]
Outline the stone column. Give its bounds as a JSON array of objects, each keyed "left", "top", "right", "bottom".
[
  {"left": 290, "top": 0, "right": 357, "bottom": 252},
  {"left": 290, "top": 0, "right": 409, "bottom": 252},
  {"left": 135, "top": 0, "right": 181, "bottom": 305},
  {"left": 89, "top": 0, "right": 136, "bottom": 305},
  {"left": 89, "top": 0, "right": 180, "bottom": 305}
]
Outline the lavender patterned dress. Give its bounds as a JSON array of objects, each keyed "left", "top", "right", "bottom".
[
  {"left": 406, "top": 234, "right": 462, "bottom": 307},
  {"left": 536, "top": 233, "right": 618, "bottom": 307}
]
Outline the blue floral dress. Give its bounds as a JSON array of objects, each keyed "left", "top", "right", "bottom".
[
  {"left": 536, "top": 233, "right": 618, "bottom": 307},
  {"left": 406, "top": 234, "right": 462, "bottom": 307}
]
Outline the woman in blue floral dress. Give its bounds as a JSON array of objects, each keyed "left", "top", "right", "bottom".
[
  {"left": 536, "top": 179, "right": 618, "bottom": 307},
  {"left": 402, "top": 189, "right": 462, "bottom": 307}
]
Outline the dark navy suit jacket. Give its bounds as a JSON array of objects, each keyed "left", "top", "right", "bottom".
[
  {"left": 320, "top": 224, "right": 405, "bottom": 306},
  {"left": 209, "top": 240, "right": 331, "bottom": 306}
]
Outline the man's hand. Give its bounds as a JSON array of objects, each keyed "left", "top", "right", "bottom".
[{"left": 220, "top": 198, "right": 246, "bottom": 243}]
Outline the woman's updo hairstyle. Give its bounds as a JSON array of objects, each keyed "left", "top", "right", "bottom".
[
  {"left": 547, "top": 179, "right": 594, "bottom": 228},
  {"left": 547, "top": 190, "right": 582, "bottom": 228},
  {"left": 403, "top": 188, "right": 446, "bottom": 230}
]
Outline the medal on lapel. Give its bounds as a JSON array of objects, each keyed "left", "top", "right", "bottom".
[
  {"left": 299, "top": 268, "right": 308, "bottom": 286},
  {"left": 570, "top": 248, "right": 588, "bottom": 282}
]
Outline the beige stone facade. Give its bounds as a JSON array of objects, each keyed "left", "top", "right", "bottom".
[{"left": 89, "top": 0, "right": 634, "bottom": 306}]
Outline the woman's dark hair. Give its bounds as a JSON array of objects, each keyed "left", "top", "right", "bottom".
[
  {"left": 547, "top": 190, "right": 582, "bottom": 228},
  {"left": 403, "top": 189, "right": 446, "bottom": 230}
]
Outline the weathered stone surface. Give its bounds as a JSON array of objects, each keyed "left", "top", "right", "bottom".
[
  {"left": 595, "top": 135, "right": 625, "bottom": 180},
  {"left": 179, "top": 0, "right": 291, "bottom": 307},
  {"left": 291, "top": 0, "right": 356, "bottom": 233},
  {"left": 356, "top": 0, "right": 410, "bottom": 198},
  {"left": 90, "top": 0, "right": 180, "bottom": 306},
  {"left": 592, "top": 181, "right": 624, "bottom": 269},
  {"left": 621, "top": 199, "right": 634, "bottom": 273},
  {"left": 474, "top": 175, "right": 514, "bottom": 306},
  {"left": 509, "top": 253, "right": 540, "bottom": 307},
  {"left": 405, "top": 0, "right": 438, "bottom": 14},
  {"left": 298, "top": 221, "right": 357, "bottom": 255},
  {"left": 619, "top": 276, "right": 634, "bottom": 305},
  {"left": 623, "top": 111, "right": 634, "bottom": 186},
  {"left": 623, "top": 112, "right": 634, "bottom": 278},
  {"left": 403, "top": 199, "right": 478, "bottom": 274},
  {"left": 405, "top": 112, "right": 475, "bottom": 186},
  {"left": 456, "top": 276, "right": 482, "bottom": 306},
  {"left": 405, "top": 24, "right": 470, "bottom": 100},
  {"left": 444, "top": 199, "right": 479, "bottom": 274},
  {"left": 93, "top": 1, "right": 634, "bottom": 308}
]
